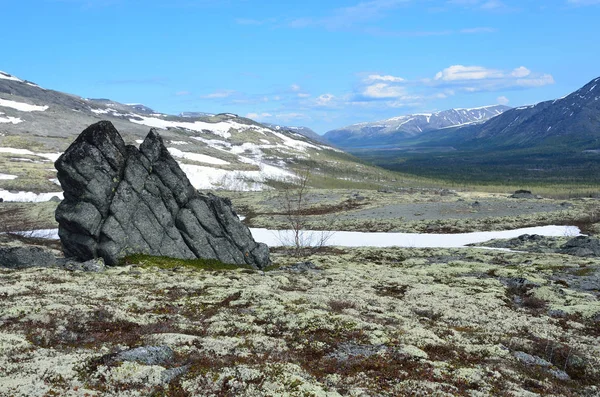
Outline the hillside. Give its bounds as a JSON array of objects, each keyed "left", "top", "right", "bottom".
[
  {"left": 0, "top": 71, "right": 403, "bottom": 199},
  {"left": 324, "top": 105, "right": 510, "bottom": 149}
]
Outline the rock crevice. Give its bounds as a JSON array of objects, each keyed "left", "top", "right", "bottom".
[{"left": 55, "top": 121, "right": 270, "bottom": 268}]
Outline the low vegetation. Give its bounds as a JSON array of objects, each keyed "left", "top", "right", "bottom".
[{"left": 1, "top": 247, "right": 599, "bottom": 396}]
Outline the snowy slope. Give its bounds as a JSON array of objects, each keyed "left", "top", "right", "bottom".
[{"left": 0, "top": 70, "right": 348, "bottom": 199}]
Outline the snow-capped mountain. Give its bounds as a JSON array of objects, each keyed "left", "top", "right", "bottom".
[
  {"left": 324, "top": 105, "right": 510, "bottom": 148},
  {"left": 0, "top": 70, "right": 371, "bottom": 199},
  {"left": 440, "top": 76, "right": 600, "bottom": 149}
]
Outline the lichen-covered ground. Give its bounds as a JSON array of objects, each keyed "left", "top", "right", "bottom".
[
  {"left": 229, "top": 189, "right": 600, "bottom": 234},
  {"left": 1, "top": 247, "right": 599, "bottom": 396}
]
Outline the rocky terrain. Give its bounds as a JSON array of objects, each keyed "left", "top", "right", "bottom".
[{"left": 1, "top": 240, "right": 599, "bottom": 396}]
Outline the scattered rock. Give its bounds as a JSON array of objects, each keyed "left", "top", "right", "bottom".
[
  {"left": 514, "top": 351, "right": 552, "bottom": 367},
  {"left": 327, "top": 342, "right": 386, "bottom": 362},
  {"left": 161, "top": 365, "right": 190, "bottom": 383},
  {"left": 280, "top": 261, "right": 320, "bottom": 273},
  {"left": 547, "top": 309, "right": 568, "bottom": 318},
  {"left": 501, "top": 277, "right": 541, "bottom": 290},
  {"left": 0, "top": 246, "right": 56, "bottom": 269},
  {"left": 58, "top": 257, "right": 106, "bottom": 272},
  {"left": 55, "top": 121, "right": 270, "bottom": 268},
  {"left": 439, "top": 189, "right": 457, "bottom": 196},
  {"left": 471, "top": 201, "right": 481, "bottom": 208},
  {"left": 548, "top": 368, "right": 571, "bottom": 381},
  {"left": 114, "top": 345, "right": 174, "bottom": 366},
  {"left": 49, "top": 196, "right": 61, "bottom": 203},
  {"left": 560, "top": 202, "right": 573, "bottom": 208},
  {"left": 510, "top": 190, "right": 539, "bottom": 199},
  {"left": 350, "top": 192, "right": 366, "bottom": 201},
  {"left": 559, "top": 236, "right": 600, "bottom": 257}
]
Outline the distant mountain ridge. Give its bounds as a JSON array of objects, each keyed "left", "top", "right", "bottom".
[
  {"left": 324, "top": 105, "right": 510, "bottom": 148},
  {"left": 433, "top": 76, "right": 600, "bottom": 150},
  {"left": 343, "top": 76, "right": 600, "bottom": 184}
]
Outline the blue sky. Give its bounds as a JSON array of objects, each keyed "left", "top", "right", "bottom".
[{"left": 2, "top": 0, "right": 599, "bottom": 133}]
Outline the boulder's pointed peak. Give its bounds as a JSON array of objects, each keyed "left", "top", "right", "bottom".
[
  {"left": 139, "top": 128, "right": 167, "bottom": 162},
  {"left": 80, "top": 120, "right": 120, "bottom": 141}
]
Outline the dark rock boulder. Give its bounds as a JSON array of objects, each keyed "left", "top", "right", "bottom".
[
  {"left": 55, "top": 121, "right": 270, "bottom": 268},
  {"left": 0, "top": 246, "right": 56, "bottom": 269},
  {"left": 559, "top": 236, "right": 600, "bottom": 257},
  {"left": 510, "top": 190, "right": 539, "bottom": 199}
]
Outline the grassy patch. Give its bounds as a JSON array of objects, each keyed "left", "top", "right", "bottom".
[{"left": 120, "top": 254, "right": 254, "bottom": 271}]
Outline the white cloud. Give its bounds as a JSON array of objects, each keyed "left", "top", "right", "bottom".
[
  {"left": 298, "top": 93, "right": 311, "bottom": 98},
  {"left": 511, "top": 66, "right": 531, "bottom": 78},
  {"left": 516, "top": 74, "right": 555, "bottom": 87},
  {"left": 316, "top": 93, "right": 336, "bottom": 106},
  {"left": 435, "top": 65, "right": 504, "bottom": 81},
  {"left": 432, "top": 65, "right": 554, "bottom": 90},
  {"left": 274, "top": 112, "right": 308, "bottom": 121},
  {"left": 363, "top": 83, "right": 407, "bottom": 99},
  {"left": 497, "top": 96, "right": 510, "bottom": 105},
  {"left": 175, "top": 91, "right": 191, "bottom": 96},
  {"left": 291, "top": 84, "right": 301, "bottom": 91},
  {"left": 460, "top": 27, "right": 497, "bottom": 34},
  {"left": 201, "top": 90, "right": 236, "bottom": 99},
  {"left": 366, "top": 74, "right": 405, "bottom": 82},
  {"left": 245, "top": 112, "right": 273, "bottom": 120}
]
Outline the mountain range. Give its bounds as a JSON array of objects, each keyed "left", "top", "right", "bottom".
[
  {"left": 324, "top": 105, "right": 510, "bottom": 148},
  {"left": 340, "top": 76, "right": 600, "bottom": 184}
]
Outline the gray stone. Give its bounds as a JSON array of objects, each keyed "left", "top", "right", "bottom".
[
  {"left": 55, "top": 121, "right": 270, "bottom": 269},
  {"left": 161, "top": 365, "right": 190, "bottom": 383},
  {"left": 114, "top": 345, "right": 174, "bottom": 366},
  {"left": 327, "top": 343, "right": 386, "bottom": 362},
  {"left": 548, "top": 369, "right": 571, "bottom": 381},
  {"left": 559, "top": 236, "right": 600, "bottom": 257},
  {"left": 58, "top": 257, "right": 106, "bottom": 272},
  {"left": 514, "top": 351, "right": 552, "bottom": 367},
  {"left": 280, "top": 261, "right": 320, "bottom": 273},
  {"left": 0, "top": 246, "right": 56, "bottom": 269}
]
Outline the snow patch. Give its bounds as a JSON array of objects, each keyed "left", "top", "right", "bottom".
[
  {"left": 129, "top": 116, "right": 246, "bottom": 139},
  {"left": 0, "top": 98, "right": 48, "bottom": 112},
  {"left": 252, "top": 225, "right": 581, "bottom": 248},
  {"left": 179, "top": 161, "right": 295, "bottom": 191},
  {"left": 0, "top": 71, "right": 22, "bottom": 82},
  {"left": 23, "top": 225, "right": 582, "bottom": 246},
  {"left": 0, "top": 189, "right": 63, "bottom": 202},
  {"left": 0, "top": 148, "right": 61, "bottom": 162},
  {"left": 167, "top": 148, "right": 230, "bottom": 165},
  {"left": 0, "top": 114, "right": 22, "bottom": 124},
  {"left": 0, "top": 173, "right": 18, "bottom": 180}
]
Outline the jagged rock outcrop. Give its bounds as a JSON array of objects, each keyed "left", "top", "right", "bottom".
[{"left": 55, "top": 121, "right": 270, "bottom": 268}]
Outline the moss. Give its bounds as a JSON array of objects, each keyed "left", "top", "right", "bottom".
[{"left": 120, "top": 254, "right": 255, "bottom": 271}]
